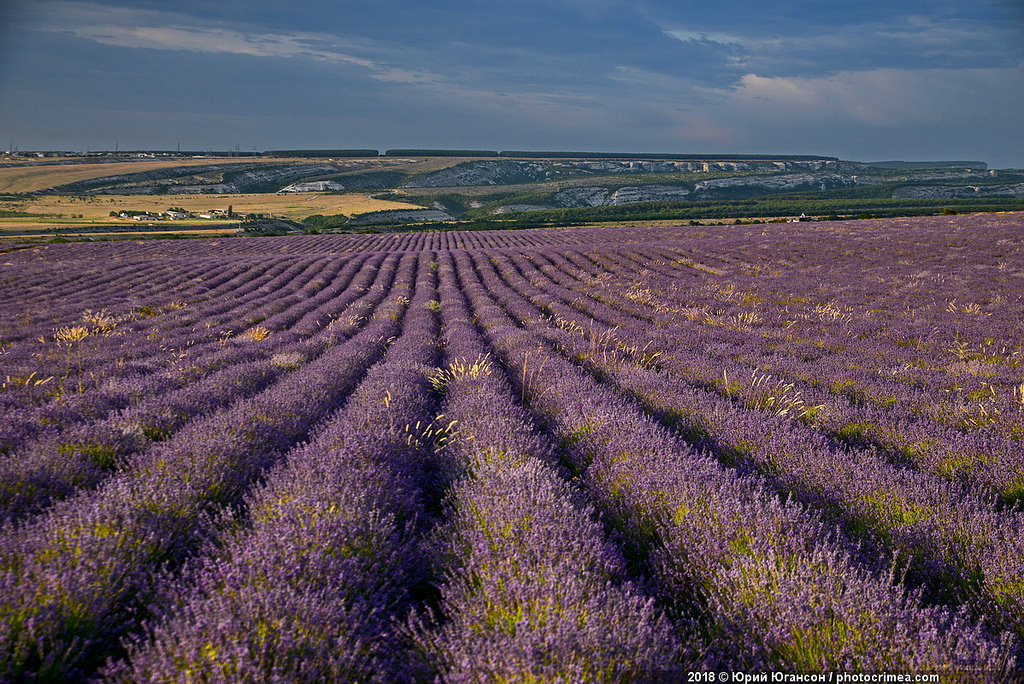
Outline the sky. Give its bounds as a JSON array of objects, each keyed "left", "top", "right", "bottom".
[{"left": 1, "top": 0, "right": 1022, "bottom": 167}]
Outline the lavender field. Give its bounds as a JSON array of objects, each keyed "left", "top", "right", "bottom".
[{"left": 1, "top": 212, "right": 1023, "bottom": 681}]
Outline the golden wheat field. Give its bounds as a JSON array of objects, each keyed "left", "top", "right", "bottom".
[
  {"left": 6, "top": 192, "right": 421, "bottom": 220},
  {"left": 0, "top": 193, "right": 424, "bottom": 239}
]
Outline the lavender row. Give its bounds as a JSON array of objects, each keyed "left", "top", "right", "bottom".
[
  {"left": 516, "top": 246, "right": 1024, "bottom": 502},
  {"left": 548, "top": 241, "right": 1003, "bottom": 411},
  {"left": 604, "top": 347, "right": 1024, "bottom": 636},
  {"left": 558, "top": 245, "right": 1024, "bottom": 501},
  {"left": 2, "top": 212, "right": 1020, "bottom": 268},
  {"left": 0, "top": 257, "right": 192, "bottom": 317},
  {"left": 529, "top": 228, "right": 1015, "bottom": 410},
  {"left": 575, "top": 239, "right": 1023, "bottom": 432},
  {"left": 0, "top": 255, "right": 352, "bottom": 456},
  {"left": 2, "top": 253, "right": 321, "bottom": 368},
  {"left": 0, "top": 258, "right": 188, "bottom": 363},
  {"left": 0, "top": 256, "right": 320, "bottom": 413},
  {"left": 0, "top": 221, "right": 671, "bottom": 269},
  {"left": 0, "top": 254, "right": 419, "bottom": 679},
  {"left": 484, "top": 245, "right": 1024, "bottom": 635},
  {"left": 0, "top": 259, "right": 297, "bottom": 440},
  {"left": 407, "top": 253, "right": 679, "bottom": 680},
  {"left": 0, "top": 246, "right": 396, "bottom": 523},
  {"left": 503, "top": 264, "right": 1024, "bottom": 637},
  {"left": 455, "top": 248, "right": 1017, "bottom": 671},
  {"left": 0, "top": 253, "right": 261, "bottom": 341},
  {"left": 2, "top": 249, "right": 374, "bottom": 438},
  {"left": 0, "top": 362, "right": 278, "bottom": 523},
  {"left": 107, "top": 253, "right": 443, "bottom": 682},
  {"left": 600, "top": 241, "right": 1022, "bottom": 415}
]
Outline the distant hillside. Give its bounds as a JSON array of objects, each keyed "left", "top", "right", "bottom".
[
  {"left": 865, "top": 161, "right": 988, "bottom": 170},
  {"left": 400, "top": 158, "right": 861, "bottom": 188}
]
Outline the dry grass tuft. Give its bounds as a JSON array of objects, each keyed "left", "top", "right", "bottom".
[
  {"left": 238, "top": 326, "right": 272, "bottom": 342},
  {"left": 429, "top": 355, "right": 493, "bottom": 392},
  {"left": 54, "top": 326, "right": 90, "bottom": 345}
]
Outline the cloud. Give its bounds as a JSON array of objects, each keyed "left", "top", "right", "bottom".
[
  {"left": 68, "top": 24, "right": 371, "bottom": 64},
  {"left": 667, "top": 60, "right": 1024, "bottom": 164},
  {"left": 4, "top": 0, "right": 1022, "bottom": 165},
  {"left": 727, "top": 62, "right": 1024, "bottom": 127},
  {"left": 554, "top": 57, "right": 1024, "bottom": 161},
  {"left": 662, "top": 13, "right": 1023, "bottom": 79},
  {"left": 733, "top": 72, "right": 824, "bottom": 108},
  {"left": 607, "top": 65, "right": 703, "bottom": 92},
  {"left": 663, "top": 28, "right": 745, "bottom": 46},
  {"left": 32, "top": 1, "right": 441, "bottom": 84}
]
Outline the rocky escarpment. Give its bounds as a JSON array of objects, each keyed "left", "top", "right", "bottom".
[
  {"left": 692, "top": 172, "right": 865, "bottom": 196},
  {"left": 403, "top": 158, "right": 865, "bottom": 188},
  {"left": 46, "top": 163, "right": 353, "bottom": 195},
  {"left": 538, "top": 173, "right": 868, "bottom": 209},
  {"left": 403, "top": 161, "right": 552, "bottom": 187},
  {"left": 892, "top": 183, "right": 1024, "bottom": 199},
  {"left": 277, "top": 171, "right": 411, "bottom": 192},
  {"left": 550, "top": 184, "right": 694, "bottom": 207},
  {"left": 277, "top": 181, "right": 348, "bottom": 193},
  {"left": 45, "top": 163, "right": 259, "bottom": 194},
  {"left": 553, "top": 187, "right": 614, "bottom": 207},
  {"left": 490, "top": 169, "right": 1024, "bottom": 213},
  {"left": 151, "top": 164, "right": 344, "bottom": 194}
]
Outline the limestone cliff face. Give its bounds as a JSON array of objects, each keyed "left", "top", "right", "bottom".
[
  {"left": 167, "top": 165, "right": 342, "bottom": 194},
  {"left": 491, "top": 168, "right": 1021, "bottom": 213},
  {"left": 279, "top": 181, "right": 347, "bottom": 192},
  {"left": 551, "top": 184, "right": 693, "bottom": 207},
  {"left": 692, "top": 173, "right": 861, "bottom": 196},
  {"left": 50, "top": 163, "right": 345, "bottom": 195},
  {"left": 553, "top": 186, "right": 610, "bottom": 207},
  {"left": 547, "top": 174, "right": 859, "bottom": 208},
  {"left": 402, "top": 161, "right": 550, "bottom": 187},
  {"left": 892, "top": 183, "right": 1024, "bottom": 199},
  {"left": 609, "top": 185, "right": 692, "bottom": 204},
  {"left": 402, "top": 158, "right": 864, "bottom": 188}
]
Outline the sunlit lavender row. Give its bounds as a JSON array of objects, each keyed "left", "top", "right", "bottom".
[{"left": 1, "top": 212, "right": 1022, "bottom": 680}]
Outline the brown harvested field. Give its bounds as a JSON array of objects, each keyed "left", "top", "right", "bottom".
[{"left": 1, "top": 192, "right": 423, "bottom": 225}]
